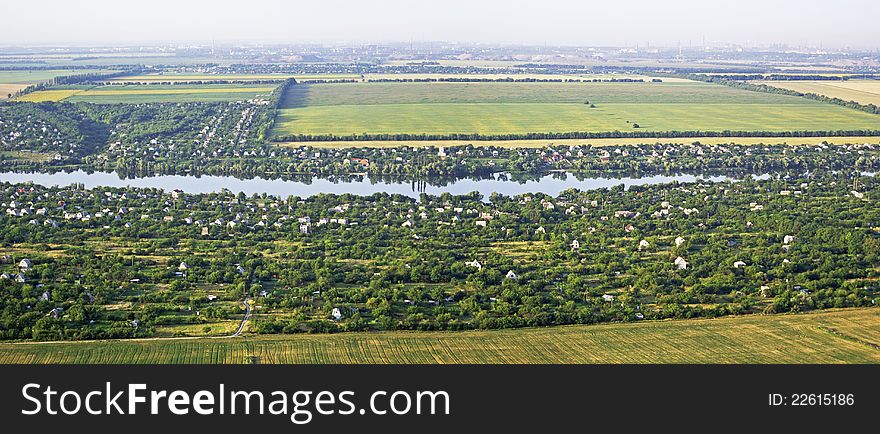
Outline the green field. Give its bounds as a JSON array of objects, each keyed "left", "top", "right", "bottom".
[
  {"left": 271, "top": 81, "right": 880, "bottom": 137},
  {"left": 19, "top": 84, "right": 279, "bottom": 103},
  {"left": 1, "top": 308, "right": 877, "bottom": 364},
  {"left": 0, "top": 69, "right": 116, "bottom": 84},
  {"left": 0, "top": 69, "right": 118, "bottom": 100}
]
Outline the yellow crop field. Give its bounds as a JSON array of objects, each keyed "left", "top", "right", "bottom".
[
  {"left": 756, "top": 80, "right": 880, "bottom": 106},
  {"left": 0, "top": 308, "right": 877, "bottom": 364},
  {"left": 14, "top": 89, "right": 85, "bottom": 102},
  {"left": 16, "top": 84, "right": 279, "bottom": 103}
]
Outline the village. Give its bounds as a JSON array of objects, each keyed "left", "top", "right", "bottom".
[{"left": 0, "top": 167, "right": 876, "bottom": 340}]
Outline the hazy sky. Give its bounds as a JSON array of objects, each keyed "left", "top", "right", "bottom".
[{"left": 2, "top": 0, "right": 878, "bottom": 49}]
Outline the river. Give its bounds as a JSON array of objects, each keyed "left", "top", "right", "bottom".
[{"left": 0, "top": 170, "right": 764, "bottom": 199}]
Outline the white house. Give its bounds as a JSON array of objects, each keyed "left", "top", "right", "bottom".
[
  {"left": 783, "top": 235, "right": 795, "bottom": 245},
  {"left": 331, "top": 307, "right": 343, "bottom": 321},
  {"left": 733, "top": 261, "right": 746, "bottom": 268},
  {"left": 674, "top": 256, "right": 688, "bottom": 270},
  {"left": 601, "top": 294, "right": 615, "bottom": 302},
  {"left": 674, "top": 236, "right": 685, "bottom": 247},
  {"left": 506, "top": 270, "right": 518, "bottom": 280},
  {"left": 178, "top": 262, "right": 189, "bottom": 271},
  {"left": 465, "top": 260, "right": 482, "bottom": 270},
  {"left": 571, "top": 240, "right": 580, "bottom": 251},
  {"left": 638, "top": 239, "right": 650, "bottom": 250},
  {"left": 19, "top": 258, "right": 32, "bottom": 270}
]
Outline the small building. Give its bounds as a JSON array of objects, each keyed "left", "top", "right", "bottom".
[
  {"left": 178, "top": 262, "right": 189, "bottom": 271},
  {"left": 465, "top": 260, "right": 482, "bottom": 270},
  {"left": 331, "top": 307, "right": 343, "bottom": 321},
  {"left": 571, "top": 240, "right": 580, "bottom": 251},
  {"left": 18, "top": 258, "right": 32, "bottom": 270},
  {"left": 602, "top": 294, "right": 615, "bottom": 302},
  {"left": 506, "top": 270, "right": 518, "bottom": 280},
  {"left": 733, "top": 261, "right": 746, "bottom": 269},
  {"left": 638, "top": 239, "right": 650, "bottom": 251},
  {"left": 674, "top": 256, "right": 688, "bottom": 270},
  {"left": 674, "top": 236, "right": 686, "bottom": 247}
]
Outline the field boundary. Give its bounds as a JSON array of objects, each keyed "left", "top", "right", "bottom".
[{"left": 1, "top": 308, "right": 877, "bottom": 364}]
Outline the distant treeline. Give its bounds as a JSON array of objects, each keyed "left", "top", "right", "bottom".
[
  {"left": 297, "top": 79, "right": 359, "bottom": 84},
  {"left": 89, "top": 79, "right": 287, "bottom": 85},
  {"left": 708, "top": 74, "right": 878, "bottom": 81},
  {"left": 685, "top": 74, "right": 880, "bottom": 115},
  {"left": 272, "top": 129, "right": 880, "bottom": 143},
  {"left": 365, "top": 77, "right": 654, "bottom": 83},
  {"left": 55, "top": 69, "right": 143, "bottom": 85}
]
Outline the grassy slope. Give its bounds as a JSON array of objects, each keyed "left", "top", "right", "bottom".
[
  {"left": 272, "top": 81, "right": 880, "bottom": 137},
  {"left": 1, "top": 308, "right": 877, "bottom": 364}
]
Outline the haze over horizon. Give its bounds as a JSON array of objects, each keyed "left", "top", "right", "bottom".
[{"left": 1, "top": 0, "right": 878, "bottom": 50}]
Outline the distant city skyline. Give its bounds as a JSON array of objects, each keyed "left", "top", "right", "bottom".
[{"left": 1, "top": 0, "right": 878, "bottom": 50}]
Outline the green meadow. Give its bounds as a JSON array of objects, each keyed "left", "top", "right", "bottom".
[
  {"left": 0, "top": 69, "right": 116, "bottom": 84},
  {"left": 271, "top": 81, "right": 880, "bottom": 137}
]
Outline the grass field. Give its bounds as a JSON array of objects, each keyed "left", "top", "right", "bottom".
[
  {"left": 0, "top": 69, "right": 116, "bottom": 100},
  {"left": 0, "top": 69, "right": 115, "bottom": 84},
  {"left": 277, "top": 135, "right": 880, "bottom": 149},
  {"left": 17, "top": 84, "right": 278, "bottom": 103},
  {"left": 271, "top": 81, "right": 880, "bottom": 137},
  {"left": 755, "top": 80, "right": 880, "bottom": 106},
  {"left": 107, "top": 73, "right": 361, "bottom": 82},
  {"left": 1, "top": 308, "right": 877, "bottom": 364}
]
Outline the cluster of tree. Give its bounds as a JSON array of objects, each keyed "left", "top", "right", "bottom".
[
  {"left": 366, "top": 77, "right": 650, "bottom": 83},
  {"left": 0, "top": 171, "right": 876, "bottom": 339},
  {"left": 271, "top": 129, "right": 880, "bottom": 143},
  {"left": 707, "top": 74, "right": 870, "bottom": 81},
  {"left": 0, "top": 102, "right": 109, "bottom": 162}
]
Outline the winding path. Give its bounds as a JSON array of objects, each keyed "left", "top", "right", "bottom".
[{"left": 230, "top": 299, "right": 252, "bottom": 338}]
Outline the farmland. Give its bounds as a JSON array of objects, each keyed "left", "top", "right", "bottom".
[
  {"left": 106, "top": 73, "right": 359, "bottom": 83},
  {"left": 0, "top": 69, "right": 115, "bottom": 84},
  {"left": 755, "top": 80, "right": 880, "bottom": 106},
  {"left": 16, "top": 84, "right": 279, "bottom": 103},
  {"left": 271, "top": 81, "right": 880, "bottom": 138},
  {"left": 0, "top": 308, "right": 876, "bottom": 364},
  {"left": 0, "top": 69, "right": 117, "bottom": 100}
]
